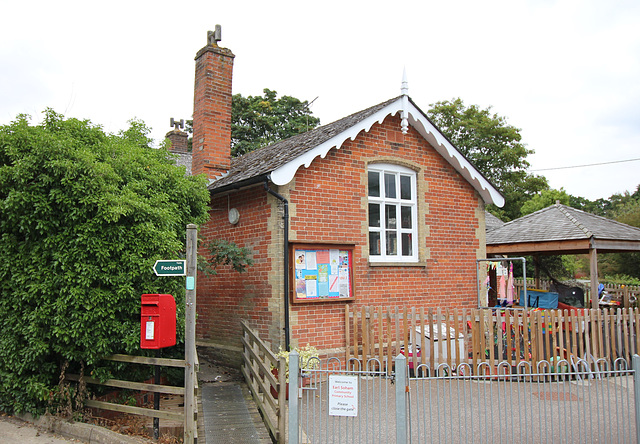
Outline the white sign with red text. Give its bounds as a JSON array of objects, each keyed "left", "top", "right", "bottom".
[{"left": 328, "top": 375, "right": 358, "bottom": 417}]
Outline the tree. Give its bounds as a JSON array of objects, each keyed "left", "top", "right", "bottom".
[
  {"left": 520, "top": 188, "right": 571, "bottom": 216},
  {"left": 184, "top": 89, "right": 320, "bottom": 156},
  {"left": 231, "top": 88, "right": 320, "bottom": 156},
  {"left": 601, "top": 185, "right": 640, "bottom": 279},
  {"left": 0, "top": 110, "right": 210, "bottom": 413},
  {"left": 427, "top": 98, "right": 548, "bottom": 220}
]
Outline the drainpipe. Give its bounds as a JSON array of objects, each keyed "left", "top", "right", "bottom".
[{"left": 264, "top": 181, "right": 291, "bottom": 351}]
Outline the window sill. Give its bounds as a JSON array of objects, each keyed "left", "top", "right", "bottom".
[{"left": 369, "top": 261, "right": 426, "bottom": 267}]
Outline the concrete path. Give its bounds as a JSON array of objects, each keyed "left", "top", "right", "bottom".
[
  {"left": 0, "top": 413, "right": 150, "bottom": 443},
  {"left": 0, "top": 415, "right": 78, "bottom": 443}
]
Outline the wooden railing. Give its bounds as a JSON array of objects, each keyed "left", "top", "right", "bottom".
[
  {"left": 240, "top": 320, "right": 286, "bottom": 443},
  {"left": 65, "top": 353, "right": 197, "bottom": 440},
  {"left": 345, "top": 305, "right": 640, "bottom": 374}
]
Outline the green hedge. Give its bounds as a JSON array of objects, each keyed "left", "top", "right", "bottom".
[{"left": 0, "top": 111, "right": 209, "bottom": 414}]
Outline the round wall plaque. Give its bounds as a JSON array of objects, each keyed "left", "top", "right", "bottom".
[{"left": 228, "top": 208, "right": 240, "bottom": 225}]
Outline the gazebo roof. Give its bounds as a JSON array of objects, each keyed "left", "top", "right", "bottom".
[{"left": 486, "top": 203, "right": 640, "bottom": 255}]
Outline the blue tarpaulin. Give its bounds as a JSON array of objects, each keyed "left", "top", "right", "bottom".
[{"left": 518, "top": 290, "right": 559, "bottom": 309}]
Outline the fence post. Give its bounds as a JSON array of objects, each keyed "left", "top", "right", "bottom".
[
  {"left": 395, "top": 353, "right": 407, "bottom": 444},
  {"left": 184, "top": 224, "right": 197, "bottom": 444},
  {"left": 288, "top": 350, "right": 300, "bottom": 444},
  {"left": 634, "top": 354, "right": 640, "bottom": 444}
]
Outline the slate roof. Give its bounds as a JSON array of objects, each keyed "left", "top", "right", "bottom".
[
  {"left": 208, "top": 97, "right": 398, "bottom": 191},
  {"left": 486, "top": 203, "right": 640, "bottom": 245},
  {"left": 171, "top": 152, "right": 192, "bottom": 175},
  {"left": 485, "top": 211, "right": 505, "bottom": 232}
]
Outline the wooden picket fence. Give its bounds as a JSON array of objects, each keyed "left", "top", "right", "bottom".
[{"left": 345, "top": 305, "right": 640, "bottom": 374}]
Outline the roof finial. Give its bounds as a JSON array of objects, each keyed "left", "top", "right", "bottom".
[
  {"left": 401, "top": 68, "right": 409, "bottom": 134},
  {"left": 401, "top": 67, "right": 409, "bottom": 96}
]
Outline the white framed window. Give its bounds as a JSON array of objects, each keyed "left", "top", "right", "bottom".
[{"left": 367, "top": 163, "right": 418, "bottom": 263}]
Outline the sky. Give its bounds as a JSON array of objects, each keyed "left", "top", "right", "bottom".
[{"left": 1, "top": 0, "right": 639, "bottom": 201}]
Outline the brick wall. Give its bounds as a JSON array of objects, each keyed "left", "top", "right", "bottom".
[
  {"left": 197, "top": 186, "right": 277, "bottom": 348},
  {"left": 284, "top": 114, "right": 483, "bottom": 350},
  {"left": 197, "top": 114, "right": 485, "bottom": 355}
]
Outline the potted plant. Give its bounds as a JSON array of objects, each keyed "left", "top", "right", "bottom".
[{"left": 271, "top": 344, "right": 319, "bottom": 399}]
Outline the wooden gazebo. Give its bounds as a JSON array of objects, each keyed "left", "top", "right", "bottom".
[{"left": 486, "top": 203, "right": 640, "bottom": 308}]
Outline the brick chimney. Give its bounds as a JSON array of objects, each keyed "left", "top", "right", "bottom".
[
  {"left": 166, "top": 118, "right": 188, "bottom": 153},
  {"left": 192, "top": 26, "right": 235, "bottom": 179},
  {"left": 166, "top": 129, "right": 189, "bottom": 153}
]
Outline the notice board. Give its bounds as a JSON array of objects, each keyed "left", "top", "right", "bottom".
[{"left": 290, "top": 243, "right": 355, "bottom": 303}]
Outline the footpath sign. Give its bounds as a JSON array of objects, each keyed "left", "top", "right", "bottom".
[{"left": 153, "top": 260, "right": 186, "bottom": 276}]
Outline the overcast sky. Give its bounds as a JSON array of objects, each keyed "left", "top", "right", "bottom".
[{"left": 2, "top": 0, "right": 638, "bottom": 201}]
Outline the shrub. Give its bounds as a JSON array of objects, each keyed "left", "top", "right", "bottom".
[{"left": 0, "top": 110, "right": 210, "bottom": 414}]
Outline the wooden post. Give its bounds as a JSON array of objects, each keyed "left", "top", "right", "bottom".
[
  {"left": 184, "top": 224, "right": 197, "bottom": 444},
  {"left": 624, "top": 286, "right": 630, "bottom": 309},
  {"left": 345, "top": 305, "right": 351, "bottom": 362},
  {"left": 590, "top": 246, "right": 599, "bottom": 309},
  {"left": 154, "top": 349, "right": 161, "bottom": 440},
  {"left": 534, "top": 255, "right": 541, "bottom": 290},
  {"left": 387, "top": 307, "right": 393, "bottom": 374}
]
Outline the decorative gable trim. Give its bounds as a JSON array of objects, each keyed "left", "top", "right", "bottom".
[
  {"left": 269, "top": 97, "right": 505, "bottom": 207},
  {"left": 269, "top": 105, "right": 396, "bottom": 186}
]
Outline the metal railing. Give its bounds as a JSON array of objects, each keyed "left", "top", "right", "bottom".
[{"left": 289, "top": 353, "right": 640, "bottom": 443}]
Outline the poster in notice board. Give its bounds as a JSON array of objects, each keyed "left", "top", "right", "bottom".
[{"left": 291, "top": 243, "right": 355, "bottom": 303}]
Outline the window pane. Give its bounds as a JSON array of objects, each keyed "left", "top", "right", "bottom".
[
  {"left": 386, "top": 231, "right": 397, "bottom": 255},
  {"left": 385, "top": 205, "right": 397, "bottom": 229},
  {"left": 400, "top": 175, "right": 411, "bottom": 200},
  {"left": 402, "top": 233, "right": 412, "bottom": 256},
  {"left": 401, "top": 206, "right": 412, "bottom": 229},
  {"left": 384, "top": 173, "right": 396, "bottom": 198},
  {"left": 369, "top": 203, "right": 380, "bottom": 227},
  {"left": 368, "top": 171, "right": 380, "bottom": 197},
  {"left": 369, "top": 232, "right": 381, "bottom": 256}
]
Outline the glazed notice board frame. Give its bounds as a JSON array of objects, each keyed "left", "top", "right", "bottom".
[{"left": 290, "top": 243, "right": 355, "bottom": 303}]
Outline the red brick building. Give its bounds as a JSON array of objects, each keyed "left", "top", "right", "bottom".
[{"left": 186, "top": 34, "right": 504, "bottom": 362}]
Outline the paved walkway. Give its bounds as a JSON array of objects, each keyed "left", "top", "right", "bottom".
[
  {"left": 0, "top": 412, "right": 149, "bottom": 443},
  {"left": 0, "top": 415, "right": 78, "bottom": 443},
  {"left": 198, "top": 360, "right": 272, "bottom": 444}
]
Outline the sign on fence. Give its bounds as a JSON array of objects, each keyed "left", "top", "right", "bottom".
[{"left": 329, "top": 375, "right": 358, "bottom": 417}]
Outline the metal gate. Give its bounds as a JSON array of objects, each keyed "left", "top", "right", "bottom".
[
  {"left": 288, "top": 355, "right": 396, "bottom": 443},
  {"left": 288, "top": 352, "right": 640, "bottom": 443}
]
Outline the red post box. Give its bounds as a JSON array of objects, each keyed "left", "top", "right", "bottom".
[{"left": 141, "top": 294, "right": 176, "bottom": 349}]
